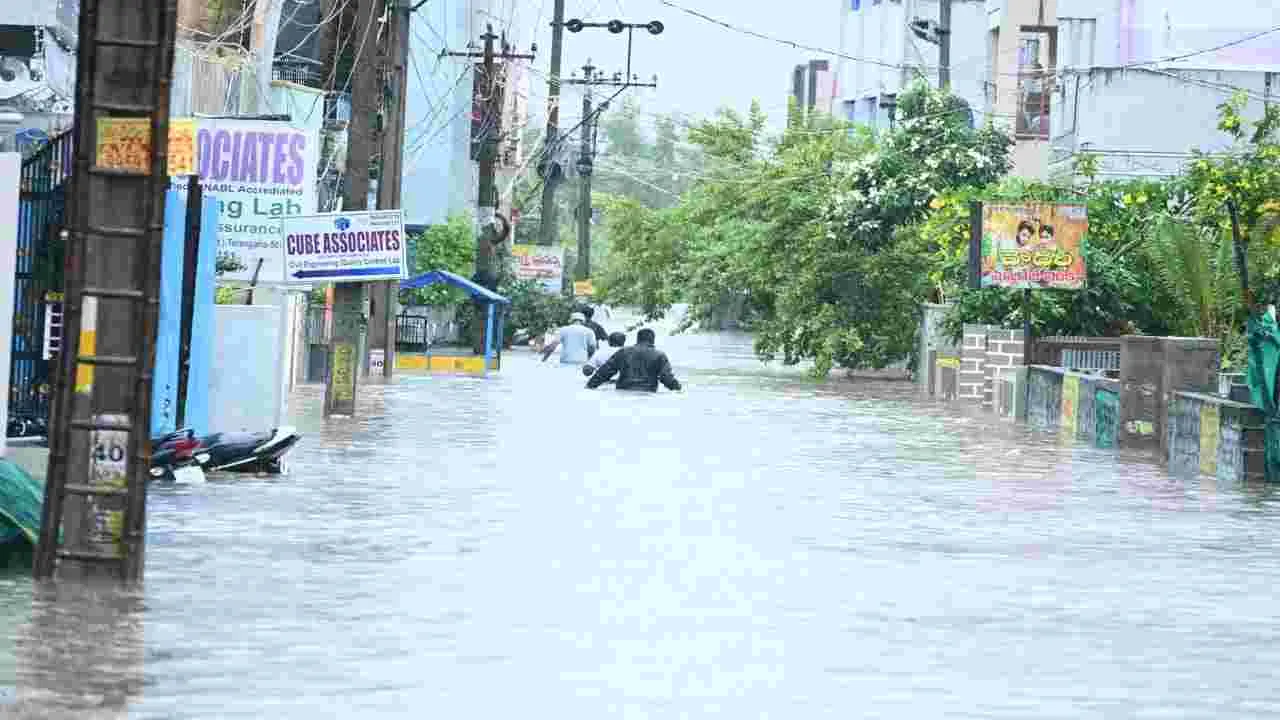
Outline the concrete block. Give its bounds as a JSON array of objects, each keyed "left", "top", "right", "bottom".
[
  {"left": 1160, "top": 338, "right": 1221, "bottom": 454},
  {"left": 1119, "top": 336, "right": 1164, "bottom": 448}
]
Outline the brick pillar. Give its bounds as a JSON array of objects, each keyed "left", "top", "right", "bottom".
[
  {"left": 959, "top": 324, "right": 990, "bottom": 403},
  {"left": 982, "top": 329, "right": 1025, "bottom": 409}
]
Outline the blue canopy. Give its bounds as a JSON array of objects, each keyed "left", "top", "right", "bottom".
[{"left": 400, "top": 269, "right": 510, "bottom": 305}]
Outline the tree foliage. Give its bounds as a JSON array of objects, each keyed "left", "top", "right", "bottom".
[
  {"left": 599, "top": 81, "right": 1012, "bottom": 374},
  {"left": 399, "top": 214, "right": 476, "bottom": 307}
]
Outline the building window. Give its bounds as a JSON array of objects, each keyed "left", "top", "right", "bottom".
[
  {"left": 863, "top": 97, "right": 877, "bottom": 128},
  {"left": 1016, "top": 34, "right": 1050, "bottom": 139}
]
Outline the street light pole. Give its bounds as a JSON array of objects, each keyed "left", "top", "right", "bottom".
[{"left": 559, "top": 17, "right": 663, "bottom": 282}]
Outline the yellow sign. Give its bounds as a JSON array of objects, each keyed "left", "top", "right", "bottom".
[
  {"left": 574, "top": 280, "right": 594, "bottom": 296},
  {"left": 1060, "top": 374, "right": 1079, "bottom": 437},
  {"left": 95, "top": 117, "right": 197, "bottom": 175},
  {"left": 1199, "top": 404, "right": 1220, "bottom": 476},
  {"left": 936, "top": 356, "right": 961, "bottom": 369},
  {"left": 332, "top": 343, "right": 355, "bottom": 402},
  {"left": 396, "top": 353, "right": 499, "bottom": 374}
]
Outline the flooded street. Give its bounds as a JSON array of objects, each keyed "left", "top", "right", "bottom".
[{"left": 6, "top": 318, "right": 1280, "bottom": 718}]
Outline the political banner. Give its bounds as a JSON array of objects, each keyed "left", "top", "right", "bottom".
[
  {"left": 979, "top": 203, "right": 1088, "bottom": 290},
  {"left": 282, "top": 209, "right": 407, "bottom": 284},
  {"left": 170, "top": 118, "right": 319, "bottom": 285},
  {"left": 510, "top": 244, "right": 564, "bottom": 294}
]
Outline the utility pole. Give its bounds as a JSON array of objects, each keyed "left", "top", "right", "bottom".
[
  {"left": 537, "top": 0, "right": 566, "bottom": 246},
  {"left": 325, "top": 0, "right": 380, "bottom": 417},
  {"left": 938, "top": 0, "right": 952, "bottom": 90},
  {"left": 443, "top": 29, "right": 533, "bottom": 281},
  {"left": 34, "top": 0, "right": 180, "bottom": 583},
  {"left": 443, "top": 26, "right": 534, "bottom": 350},
  {"left": 576, "top": 64, "right": 596, "bottom": 280},
  {"left": 561, "top": 17, "right": 662, "bottom": 281},
  {"left": 368, "top": 0, "right": 412, "bottom": 380},
  {"left": 909, "top": 1, "right": 951, "bottom": 90}
]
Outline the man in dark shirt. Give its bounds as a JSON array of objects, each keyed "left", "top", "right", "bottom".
[
  {"left": 586, "top": 328, "right": 682, "bottom": 392},
  {"left": 581, "top": 306, "right": 608, "bottom": 343}
]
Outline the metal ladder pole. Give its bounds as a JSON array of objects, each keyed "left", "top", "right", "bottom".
[{"left": 33, "top": 0, "right": 179, "bottom": 583}]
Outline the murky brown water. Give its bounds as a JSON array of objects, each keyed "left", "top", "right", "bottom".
[{"left": 4, "top": 312, "right": 1280, "bottom": 718}]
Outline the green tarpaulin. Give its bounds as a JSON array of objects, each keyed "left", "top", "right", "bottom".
[
  {"left": 1247, "top": 311, "right": 1280, "bottom": 481},
  {"left": 0, "top": 459, "right": 42, "bottom": 547}
]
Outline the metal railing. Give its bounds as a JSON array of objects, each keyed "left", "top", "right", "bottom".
[
  {"left": 1033, "top": 336, "right": 1122, "bottom": 373},
  {"left": 12, "top": 127, "right": 74, "bottom": 423},
  {"left": 396, "top": 314, "right": 459, "bottom": 351}
]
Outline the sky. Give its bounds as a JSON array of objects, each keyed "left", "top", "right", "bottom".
[{"left": 422, "top": 0, "right": 846, "bottom": 129}]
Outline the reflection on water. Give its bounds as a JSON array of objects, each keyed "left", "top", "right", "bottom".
[
  {"left": 3, "top": 581, "right": 142, "bottom": 718},
  {"left": 4, "top": 318, "right": 1280, "bottom": 717}
]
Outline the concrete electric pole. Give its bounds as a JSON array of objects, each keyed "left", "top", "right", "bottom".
[
  {"left": 537, "top": 0, "right": 566, "bottom": 247},
  {"left": 443, "top": 26, "right": 534, "bottom": 350},
  {"left": 35, "top": 0, "right": 180, "bottom": 583},
  {"left": 368, "top": 0, "right": 412, "bottom": 381},
  {"left": 938, "top": 0, "right": 952, "bottom": 90},
  {"left": 909, "top": 0, "right": 951, "bottom": 90},
  {"left": 325, "top": 0, "right": 381, "bottom": 417}
]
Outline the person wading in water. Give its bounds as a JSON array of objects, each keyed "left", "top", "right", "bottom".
[
  {"left": 541, "top": 312, "right": 597, "bottom": 366},
  {"left": 586, "top": 328, "right": 681, "bottom": 392}
]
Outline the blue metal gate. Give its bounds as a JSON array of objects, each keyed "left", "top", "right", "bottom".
[{"left": 13, "top": 129, "right": 73, "bottom": 424}]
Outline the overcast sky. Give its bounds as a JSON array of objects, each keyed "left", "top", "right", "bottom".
[{"left": 418, "top": 0, "right": 845, "bottom": 131}]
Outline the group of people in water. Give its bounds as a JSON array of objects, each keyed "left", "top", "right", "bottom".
[{"left": 539, "top": 307, "right": 682, "bottom": 392}]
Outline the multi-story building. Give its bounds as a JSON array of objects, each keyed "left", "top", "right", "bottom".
[
  {"left": 403, "top": 0, "right": 534, "bottom": 227},
  {"left": 982, "top": 0, "right": 1058, "bottom": 177},
  {"left": 1049, "top": 0, "right": 1280, "bottom": 180},
  {"left": 790, "top": 59, "right": 835, "bottom": 118},
  {"left": 836, "top": 0, "right": 988, "bottom": 130}
]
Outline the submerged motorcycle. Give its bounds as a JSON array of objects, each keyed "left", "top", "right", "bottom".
[
  {"left": 150, "top": 426, "right": 301, "bottom": 481},
  {"left": 149, "top": 428, "right": 212, "bottom": 483}
]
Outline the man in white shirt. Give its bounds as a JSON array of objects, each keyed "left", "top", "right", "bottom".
[
  {"left": 540, "top": 311, "right": 598, "bottom": 365},
  {"left": 582, "top": 332, "right": 626, "bottom": 376}
]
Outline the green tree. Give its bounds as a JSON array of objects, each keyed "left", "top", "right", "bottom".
[{"left": 400, "top": 214, "right": 476, "bottom": 307}]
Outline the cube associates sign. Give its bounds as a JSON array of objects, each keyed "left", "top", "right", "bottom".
[{"left": 281, "top": 210, "right": 408, "bottom": 284}]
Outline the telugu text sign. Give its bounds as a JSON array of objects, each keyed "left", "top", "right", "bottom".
[
  {"left": 979, "top": 203, "right": 1088, "bottom": 290},
  {"left": 282, "top": 209, "right": 407, "bottom": 284},
  {"left": 170, "top": 118, "right": 319, "bottom": 285},
  {"left": 510, "top": 244, "right": 563, "bottom": 294},
  {"left": 96, "top": 118, "right": 196, "bottom": 175}
]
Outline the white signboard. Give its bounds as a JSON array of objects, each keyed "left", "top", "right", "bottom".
[
  {"left": 510, "top": 244, "right": 564, "bottom": 294},
  {"left": 281, "top": 209, "right": 407, "bottom": 284},
  {"left": 171, "top": 118, "right": 319, "bottom": 285},
  {"left": 368, "top": 349, "right": 385, "bottom": 374}
]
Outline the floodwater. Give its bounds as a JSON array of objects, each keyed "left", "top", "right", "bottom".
[{"left": 5, "top": 310, "right": 1280, "bottom": 718}]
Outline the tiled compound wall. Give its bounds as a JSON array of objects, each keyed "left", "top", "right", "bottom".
[
  {"left": 1026, "top": 366, "right": 1121, "bottom": 448},
  {"left": 1167, "top": 391, "right": 1265, "bottom": 484},
  {"left": 959, "top": 324, "right": 1026, "bottom": 408}
]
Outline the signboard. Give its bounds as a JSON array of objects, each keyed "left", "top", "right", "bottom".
[
  {"left": 573, "top": 280, "right": 594, "bottom": 297},
  {"left": 171, "top": 118, "right": 319, "bottom": 285},
  {"left": 979, "top": 203, "right": 1088, "bottom": 289},
  {"left": 510, "top": 244, "right": 563, "bottom": 294},
  {"left": 282, "top": 209, "right": 407, "bottom": 284},
  {"left": 369, "top": 349, "right": 385, "bottom": 374},
  {"left": 95, "top": 118, "right": 196, "bottom": 175}
]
